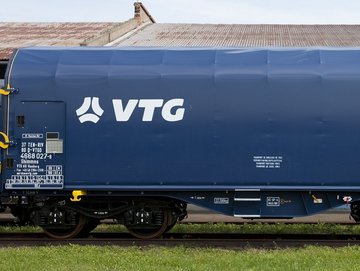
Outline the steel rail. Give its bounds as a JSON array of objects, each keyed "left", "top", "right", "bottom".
[{"left": 0, "top": 232, "right": 359, "bottom": 248}]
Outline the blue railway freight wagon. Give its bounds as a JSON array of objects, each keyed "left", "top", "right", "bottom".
[{"left": 1, "top": 47, "right": 360, "bottom": 238}]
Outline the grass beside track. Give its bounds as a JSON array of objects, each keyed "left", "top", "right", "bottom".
[
  {"left": 1, "top": 245, "right": 360, "bottom": 271},
  {"left": 1, "top": 222, "right": 360, "bottom": 235},
  {"left": 169, "top": 222, "right": 360, "bottom": 235},
  {"left": 1, "top": 223, "right": 360, "bottom": 270}
]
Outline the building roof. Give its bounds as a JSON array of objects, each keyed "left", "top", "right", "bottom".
[
  {"left": 0, "top": 2, "right": 154, "bottom": 60},
  {"left": 114, "top": 23, "right": 360, "bottom": 47},
  {"left": 0, "top": 22, "right": 120, "bottom": 59},
  {"left": 3, "top": 3, "right": 360, "bottom": 60}
]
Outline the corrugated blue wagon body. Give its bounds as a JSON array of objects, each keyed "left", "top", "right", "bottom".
[
  {"left": 2, "top": 47, "right": 360, "bottom": 238},
  {"left": 6, "top": 47, "right": 360, "bottom": 189}
]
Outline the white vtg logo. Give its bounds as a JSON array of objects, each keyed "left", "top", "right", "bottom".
[
  {"left": 76, "top": 97, "right": 185, "bottom": 123},
  {"left": 76, "top": 97, "right": 104, "bottom": 123}
]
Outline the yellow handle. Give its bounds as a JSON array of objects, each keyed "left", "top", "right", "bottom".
[
  {"left": 0, "top": 132, "right": 9, "bottom": 149},
  {"left": 70, "top": 190, "right": 87, "bottom": 202},
  {"left": 0, "top": 88, "right": 10, "bottom": 96}
]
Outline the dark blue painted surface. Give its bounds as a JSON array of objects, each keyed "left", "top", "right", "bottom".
[{"left": 4, "top": 47, "right": 360, "bottom": 190}]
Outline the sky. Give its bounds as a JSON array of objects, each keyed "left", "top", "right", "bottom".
[{"left": 0, "top": 0, "right": 360, "bottom": 24}]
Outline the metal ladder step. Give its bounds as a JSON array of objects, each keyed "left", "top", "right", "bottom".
[
  {"left": 234, "top": 198, "right": 261, "bottom": 202},
  {"left": 234, "top": 214, "right": 261, "bottom": 218},
  {"left": 233, "top": 189, "right": 261, "bottom": 217}
]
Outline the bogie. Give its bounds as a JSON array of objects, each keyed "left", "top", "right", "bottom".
[{"left": 6, "top": 197, "right": 187, "bottom": 239}]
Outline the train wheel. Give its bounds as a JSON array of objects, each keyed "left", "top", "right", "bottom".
[
  {"left": 164, "top": 222, "right": 177, "bottom": 233},
  {"left": 42, "top": 213, "right": 87, "bottom": 239},
  {"left": 78, "top": 219, "right": 100, "bottom": 237},
  {"left": 126, "top": 210, "right": 170, "bottom": 239},
  {"left": 351, "top": 201, "right": 360, "bottom": 222}
]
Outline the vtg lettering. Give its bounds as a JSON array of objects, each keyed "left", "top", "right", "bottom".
[{"left": 112, "top": 99, "right": 185, "bottom": 122}]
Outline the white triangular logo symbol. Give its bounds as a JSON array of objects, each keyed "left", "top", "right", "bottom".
[{"left": 76, "top": 97, "right": 104, "bottom": 123}]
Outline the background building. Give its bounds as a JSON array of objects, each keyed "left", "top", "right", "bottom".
[
  {"left": 0, "top": 2, "right": 154, "bottom": 84},
  {"left": 1, "top": 2, "right": 360, "bottom": 83}
]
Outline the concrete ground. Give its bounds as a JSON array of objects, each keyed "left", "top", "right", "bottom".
[{"left": 183, "top": 211, "right": 354, "bottom": 224}]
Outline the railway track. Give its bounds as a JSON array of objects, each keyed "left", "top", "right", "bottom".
[
  {"left": 0, "top": 219, "right": 356, "bottom": 227},
  {"left": 0, "top": 232, "right": 360, "bottom": 248}
]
